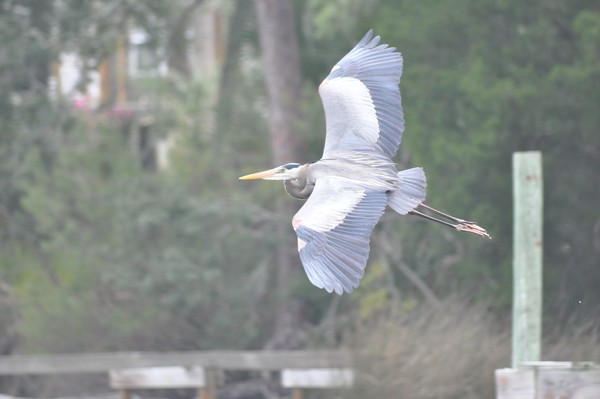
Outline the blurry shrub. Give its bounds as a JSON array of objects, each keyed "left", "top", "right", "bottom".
[
  {"left": 328, "top": 298, "right": 600, "bottom": 399},
  {"left": 344, "top": 298, "right": 508, "bottom": 399},
  {"left": 543, "top": 318, "right": 600, "bottom": 361}
]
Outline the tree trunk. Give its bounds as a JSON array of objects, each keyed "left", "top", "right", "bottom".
[
  {"left": 216, "top": 0, "right": 252, "bottom": 131},
  {"left": 167, "top": 0, "right": 207, "bottom": 77},
  {"left": 30, "top": 0, "right": 52, "bottom": 90},
  {"left": 253, "top": 0, "right": 308, "bottom": 349}
]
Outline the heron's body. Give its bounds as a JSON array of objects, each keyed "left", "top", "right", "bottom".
[
  {"left": 240, "top": 30, "right": 490, "bottom": 295},
  {"left": 288, "top": 153, "right": 397, "bottom": 197}
]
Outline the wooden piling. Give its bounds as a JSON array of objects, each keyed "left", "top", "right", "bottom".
[{"left": 511, "top": 151, "right": 543, "bottom": 368}]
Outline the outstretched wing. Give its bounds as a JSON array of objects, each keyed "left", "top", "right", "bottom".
[
  {"left": 292, "top": 178, "right": 387, "bottom": 294},
  {"left": 319, "top": 30, "right": 404, "bottom": 159}
]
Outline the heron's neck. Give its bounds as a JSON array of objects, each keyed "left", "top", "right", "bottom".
[{"left": 284, "top": 164, "right": 314, "bottom": 199}]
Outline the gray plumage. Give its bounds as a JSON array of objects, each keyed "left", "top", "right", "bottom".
[{"left": 240, "top": 30, "right": 490, "bottom": 295}]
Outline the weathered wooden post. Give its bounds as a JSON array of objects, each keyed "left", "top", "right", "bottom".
[
  {"left": 199, "top": 369, "right": 217, "bottom": 399},
  {"left": 511, "top": 151, "right": 543, "bottom": 368}
]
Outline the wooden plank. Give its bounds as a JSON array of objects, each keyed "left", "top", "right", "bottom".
[
  {"left": 281, "top": 368, "right": 354, "bottom": 388},
  {"left": 495, "top": 362, "right": 600, "bottom": 399},
  {"left": 110, "top": 367, "right": 206, "bottom": 389},
  {"left": 115, "top": 35, "right": 127, "bottom": 105},
  {"left": 511, "top": 151, "right": 543, "bottom": 368},
  {"left": 538, "top": 368, "right": 600, "bottom": 398},
  {"left": 534, "top": 363, "right": 600, "bottom": 399},
  {"left": 0, "top": 351, "right": 354, "bottom": 375},
  {"left": 521, "top": 361, "right": 573, "bottom": 369},
  {"left": 495, "top": 368, "right": 535, "bottom": 399}
]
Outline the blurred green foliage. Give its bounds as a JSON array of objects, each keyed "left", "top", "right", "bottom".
[{"left": 0, "top": 0, "right": 598, "bottom": 374}]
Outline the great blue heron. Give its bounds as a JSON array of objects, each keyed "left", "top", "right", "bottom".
[{"left": 240, "top": 30, "right": 490, "bottom": 295}]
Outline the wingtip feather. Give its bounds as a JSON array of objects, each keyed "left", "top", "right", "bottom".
[{"left": 358, "top": 29, "right": 374, "bottom": 46}]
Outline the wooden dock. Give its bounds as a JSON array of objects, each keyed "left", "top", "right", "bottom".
[{"left": 0, "top": 351, "right": 356, "bottom": 399}]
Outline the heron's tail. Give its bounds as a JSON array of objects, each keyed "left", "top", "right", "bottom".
[{"left": 388, "top": 167, "right": 427, "bottom": 215}]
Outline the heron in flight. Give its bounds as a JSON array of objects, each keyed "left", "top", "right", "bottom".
[{"left": 240, "top": 30, "right": 490, "bottom": 295}]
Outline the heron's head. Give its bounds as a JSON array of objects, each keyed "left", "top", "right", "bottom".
[{"left": 239, "top": 163, "right": 303, "bottom": 181}]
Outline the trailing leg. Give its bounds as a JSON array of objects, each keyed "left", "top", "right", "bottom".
[{"left": 410, "top": 204, "right": 491, "bottom": 239}]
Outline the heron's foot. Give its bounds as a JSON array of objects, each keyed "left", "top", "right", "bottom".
[
  {"left": 456, "top": 221, "right": 491, "bottom": 239},
  {"left": 412, "top": 203, "right": 492, "bottom": 239}
]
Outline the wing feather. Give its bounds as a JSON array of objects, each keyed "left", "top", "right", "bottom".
[
  {"left": 319, "top": 30, "right": 404, "bottom": 159},
  {"left": 292, "top": 178, "right": 387, "bottom": 294}
]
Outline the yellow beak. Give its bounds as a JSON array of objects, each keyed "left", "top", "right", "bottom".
[{"left": 239, "top": 168, "right": 277, "bottom": 180}]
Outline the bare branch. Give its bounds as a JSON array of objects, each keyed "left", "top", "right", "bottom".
[{"left": 379, "top": 228, "right": 441, "bottom": 307}]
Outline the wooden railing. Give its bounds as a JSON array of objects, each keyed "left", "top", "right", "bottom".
[
  {"left": 2, "top": 352, "right": 599, "bottom": 398},
  {"left": 0, "top": 351, "right": 356, "bottom": 399},
  {"left": 0, "top": 350, "right": 354, "bottom": 375}
]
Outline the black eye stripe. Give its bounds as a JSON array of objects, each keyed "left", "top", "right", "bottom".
[{"left": 283, "top": 163, "right": 300, "bottom": 170}]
